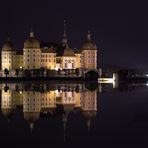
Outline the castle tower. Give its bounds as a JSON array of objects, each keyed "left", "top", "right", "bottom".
[
  {"left": 56, "top": 20, "right": 76, "bottom": 70},
  {"left": 23, "top": 30, "right": 41, "bottom": 69},
  {"left": 62, "top": 20, "right": 68, "bottom": 47},
  {"left": 81, "top": 31, "right": 97, "bottom": 70},
  {"left": 1, "top": 84, "right": 16, "bottom": 120},
  {"left": 1, "top": 39, "right": 17, "bottom": 72},
  {"left": 81, "top": 89, "right": 97, "bottom": 131}
]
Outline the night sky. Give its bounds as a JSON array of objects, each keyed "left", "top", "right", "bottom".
[{"left": 0, "top": 0, "right": 148, "bottom": 69}]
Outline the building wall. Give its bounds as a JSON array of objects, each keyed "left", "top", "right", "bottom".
[
  {"left": 1, "top": 48, "right": 97, "bottom": 71},
  {"left": 23, "top": 91, "right": 41, "bottom": 112},
  {"left": 23, "top": 48, "right": 41, "bottom": 69},
  {"left": 41, "top": 53, "right": 56, "bottom": 69},
  {"left": 61, "top": 57, "right": 76, "bottom": 69},
  {"left": 40, "top": 91, "right": 56, "bottom": 109},
  {"left": 81, "top": 90, "right": 97, "bottom": 111},
  {"left": 75, "top": 53, "right": 81, "bottom": 69},
  {"left": 82, "top": 50, "right": 97, "bottom": 70},
  {"left": 1, "top": 90, "right": 16, "bottom": 110},
  {"left": 1, "top": 51, "right": 17, "bottom": 70},
  {"left": 15, "top": 54, "right": 23, "bottom": 69}
]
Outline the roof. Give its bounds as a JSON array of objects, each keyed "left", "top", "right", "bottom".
[
  {"left": 41, "top": 47, "right": 56, "bottom": 53},
  {"left": 82, "top": 31, "right": 97, "bottom": 50},
  {"left": 82, "top": 40, "right": 97, "bottom": 50},
  {"left": 57, "top": 45, "right": 75, "bottom": 57},
  {"left": 2, "top": 40, "right": 16, "bottom": 51},
  {"left": 74, "top": 48, "right": 81, "bottom": 54},
  {"left": 82, "top": 111, "right": 97, "bottom": 119},
  {"left": 2, "top": 108, "right": 15, "bottom": 118},
  {"left": 16, "top": 50, "right": 23, "bottom": 55},
  {"left": 24, "top": 112, "right": 40, "bottom": 122},
  {"left": 24, "top": 32, "right": 40, "bottom": 49}
]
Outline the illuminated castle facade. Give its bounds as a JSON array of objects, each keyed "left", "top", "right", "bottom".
[{"left": 1, "top": 23, "right": 97, "bottom": 72}]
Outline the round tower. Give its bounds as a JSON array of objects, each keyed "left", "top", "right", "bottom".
[{"left": 81, "top": 31, "right": 97, "bottom": 70}]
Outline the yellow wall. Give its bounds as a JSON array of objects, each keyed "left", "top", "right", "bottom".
[
  {"left": 41, "top": 53, "right": 56, "bottom": 69},
  {"left": 23, "top": 48, "right": 41, "bottom": 69},
  {"left": 1, "top": 51, "right": 17, "bottom": 70},
  {"left": 82, "top": 50, "right": 97, "bottom": 70},
  {"left": 75, "top": 53, "right": 81, "bottom": 69},
  {"left": 15, "top": 54, "right": 23, "bottom": 69}
]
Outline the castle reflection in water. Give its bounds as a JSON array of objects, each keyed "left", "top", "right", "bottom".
[{"left": 0, "top": 82, "right": 118, "bottom": 132}]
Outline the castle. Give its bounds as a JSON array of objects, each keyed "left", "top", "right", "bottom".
[{"left": 1, "top": 23, "right": 97, "bottom": 75}]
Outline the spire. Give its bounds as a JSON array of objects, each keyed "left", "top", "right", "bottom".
[
  {"left": 87, "top": 119, "right": 91, "bottom": 132},
  {"left": 30, "top": 28, "right": 34, "bottom": 38},
  {"left": 62, "top": 113, "right": 68, "bottom": 142},
  {"left": 62, "top": 20, "right": 68, "bottom": 47},
  {"left": 87, "top": 30, "right": 91, "bottom": 41},
  {"left": 64, "top": 20, "right": 66, "bottom": 37},
  {"left": 30, "top": 122, "right": 34, "bottom": 132}
]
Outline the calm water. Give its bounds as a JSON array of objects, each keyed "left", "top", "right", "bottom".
[{"left": 0, "top": 82, "right": 148, "bottom": 147}]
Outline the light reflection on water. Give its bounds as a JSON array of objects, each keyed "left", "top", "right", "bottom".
[{"left": 0, "top": 82, "right": 148, "bottom": 147}]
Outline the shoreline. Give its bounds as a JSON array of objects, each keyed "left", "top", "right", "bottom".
[{"left": 0, "top": 77, "right": 98, "bottom": 82}]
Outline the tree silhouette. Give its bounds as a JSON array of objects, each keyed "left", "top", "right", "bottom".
[{"left": 4, "top": 68, "right": 9, "bottom": 77}]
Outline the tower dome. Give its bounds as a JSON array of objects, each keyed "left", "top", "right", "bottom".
[
  {"left": 62, "top": 45, "right": 75, "bottom": 56},
  {"left": 82, "top": 110, "right": 97, "bottom": 119},
  {"left": 2, "top": 40, "right": 16, "bottom": 51},
  {"left": 24, "top": 112, "right": 40, "bottom": 123},
  {"left": 24, "top": 31, "right": 40, "bottom": 49},
  {"left": 82, "top": 31, "right": 97, "bottom": 50},
  {"left": 2, "top": 108, "right": 15, "bottom": 119}
]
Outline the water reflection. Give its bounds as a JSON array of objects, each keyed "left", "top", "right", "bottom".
[
  {"left": 1, "top": 83, "right": 98, "bottom": 133},
  {"left": 1, "top": 81, "right": 148, "bottom": 145}
]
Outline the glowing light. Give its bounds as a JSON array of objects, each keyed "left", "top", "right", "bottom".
[
  {"left": 19, "top": 91, "right": 22, "bottom": 94},
  {"left": 55, "top": 90, "right": 59, "bottom": 94},
  {"left": 20, "top": 66, "right": 22, "bottom": 69},
  {"left": 98, "top": 78, "right": 114, "bottom": 83},
  {"left": 55, "top": 67, "right": 59, "bottom": 71}
]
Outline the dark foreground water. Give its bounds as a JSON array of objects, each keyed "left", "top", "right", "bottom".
[{"left": 0, "top": 82, "right": 148, "bottom": 147}]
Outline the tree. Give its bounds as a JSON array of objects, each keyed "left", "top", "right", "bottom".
[{"left": 4, "top": 68, "right": 9, "bottom": 77}]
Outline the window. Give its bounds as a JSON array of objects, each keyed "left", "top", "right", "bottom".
[{"left": 65, "top": 63, "right": 67, "bottom": 68}]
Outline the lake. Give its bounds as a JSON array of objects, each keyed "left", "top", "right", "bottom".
[{"left": 0, "top": 81, "right": 148, "bottom": 147}]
